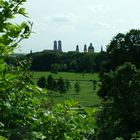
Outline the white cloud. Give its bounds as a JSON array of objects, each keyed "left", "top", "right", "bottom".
[
  {"left": 86, "top": 4, "right": 111, "bottom": 13},
  {"left": 91, "top": 22, "right": 111, "bottom": 31},
  {"left": 51, "top": 15, "right": 72, "bottom": 23},
  {"left": 32, "top": 14, "right": 78, "bottom": 34},
  {"left": 47, "top": 14, "right": 78, "bottom": 24}
]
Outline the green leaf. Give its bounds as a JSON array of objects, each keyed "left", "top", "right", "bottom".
[
  {"left": 32, "top": 132, "right": 46, "bottom": 139},
  {"left": 18, "top": 8, "right": 25, "bottom": 15},
  {"left": 0, "top": 0, "right": 5, "bottom": 8}
]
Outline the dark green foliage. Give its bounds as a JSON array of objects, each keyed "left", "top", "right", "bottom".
[
  {"left": 46, "top": 75, "right": 56, "bottom": 91},
  {"left": 106, "top": 29, "right": 140, "bottom": 71},
  {"left": 96, "top": 29, "right": 140, "bottom": 140},
  {"left": 37, "top": 76, "right": 46, "bottom": 88},
  {"left": 80, "top": 53, "right": 96, "bottom": 73},
  {"left": 39, "top": 75, "right": 71, "bottom": 94},
  {"left": 26, "top": 51, "right": 108, "bottom": 73},
  {"left": 92, "top": 80, "right": 97, "bottom": 91},
  {"left": 65, "top": 79, "right": 71, "bottom": 91},
  {"left": 30, "top": 52, "right": 60, "bottom": 71},
  {"left": 74, "top": 81, "right": 80, "bottom": 94},
  {"left": 57, "top": 77, "right": 66, "bottom": 94},
  {"left": 51, "top": 63, "right": 59, "bottom": 74},
  {"left": 94, "top": 51, "right": 109, "bottom": 72},
  {"left": 114, "top": 131, "right": 140, "bottom": 140},
  {"left": 96, "top": 62, "right": 140, "bottom": 140}
]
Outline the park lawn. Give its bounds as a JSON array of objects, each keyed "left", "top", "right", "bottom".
[
  {"left": 32, "top": 71, "right": 99, "bottom": 81},
  {"left": 32, "top": 71, "right": 100, "bottom": 107},
  {"left": 50, "top": 81, "right": 100, "bottom": 107}
]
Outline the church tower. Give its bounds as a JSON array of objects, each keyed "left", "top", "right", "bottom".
[
  {"left": 84, "top": 44, "right": 87, "bottom": 53},
  {"left": 30, "top": 49, "right": 32, "bottom": 54},
  {"left": 76, "top": 45, "right": 79, "bottom": 52},
  {"left": 88, "top": 43, "right": 94, "bottom": 53},
  {"left": 58, "top": 40, "right": 62, "bottom": 52},
  {"left": 53, "top": 40, "right": 57, "bottom": 51},
  {"left": 101, "top": 45, "right": 103, "bottom": 52}
]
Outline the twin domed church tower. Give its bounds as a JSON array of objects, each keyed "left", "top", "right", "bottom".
[{"left": 53, "top": 40, "right": 62, "bottom": 52}]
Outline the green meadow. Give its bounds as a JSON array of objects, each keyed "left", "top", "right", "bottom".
[
  {"left": 32, "top": 72, "right": 100, "bottom": 107},
  {"left": 32, "top": 71, "right": 99, "bottom": 81}
]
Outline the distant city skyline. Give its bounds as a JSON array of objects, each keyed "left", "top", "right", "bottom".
[
  {"left": 16, "top": 0, "right": 140, "bottom": 53},
  {"left": 51, "top": 40, "right": 95, "bottom": 53}
]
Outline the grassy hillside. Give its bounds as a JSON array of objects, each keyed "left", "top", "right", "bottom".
[{"left": 32, "top": 72, "right": 100, "bottom": 107}]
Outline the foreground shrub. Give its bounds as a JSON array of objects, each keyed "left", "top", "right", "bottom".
[{"left": 0, "top": 0, "right": 96, "bottom": 139}]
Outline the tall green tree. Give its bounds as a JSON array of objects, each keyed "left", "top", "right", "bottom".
[
  {"left": 57, "top": 77, "right": 66, "bottom": 94},
  {"left": 65, "top": 79, "right": 71, "bottom": 91},
  {"left": 92, "top": 80, "right": 97, "bottom": 91},
  {"left": 106, "top": 29, "right": 140, "bottom": 71},
  {"left": 46, "top": 75, "right": 56, "bottom": 91},
  {"left": 97, "top": 62, "right": 140, "bottom": 140},
  {"left": 0, "top": 0, "right": 43, "bottom": 139},
  {"left": 51, "top": 63, "right": 59, "bottom": 74},
  {"left": 74, "top": 81, "right": 80, "bottom": 94},
  {"left": 81, "top": 53, "right": 96, "bottom": 73},
  {"left": 37, "top": 76, "right": 46, "bottom": 88}
]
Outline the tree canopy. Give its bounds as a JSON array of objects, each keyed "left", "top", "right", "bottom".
[
  {"left": 26, "top": 51, "right": 108, "bottom": 73},
  {"left": 97, "top": 63, "right": 140, "bottom": 140},
  {"left": 96, "top": 29, "right": 140, "bottom": 140},
  {"left": 106, "top": 29, "right": 140, "bottom": 71}
]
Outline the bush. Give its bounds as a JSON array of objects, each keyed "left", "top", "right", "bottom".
[
  {"left": 74, "top": 81, "right": 80, "bottom": 94},
  {"left": 37, "top": 76, "right": 46, "bottom": 88}
]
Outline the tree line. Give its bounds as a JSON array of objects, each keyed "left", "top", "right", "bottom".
[
  {"left": 6, "top": 48, "right": 108, "bottom": 73},
  {"left": 37, "top": 75, "right": 81, "bottom": 95},
  {"left": 25, "top": 51, "right": 108, "bottom": 73}
]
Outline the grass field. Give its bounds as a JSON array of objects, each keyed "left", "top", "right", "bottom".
[
  {"left": 32, "top": 72, "right": 99, "bottom": 81},
  {"left": 32, "top": 72, "right": 100, "bottom": 107}
]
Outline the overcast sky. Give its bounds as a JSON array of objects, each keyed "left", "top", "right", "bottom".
[{"left": 16, "top": 0, "right": 140, "bottom": 53}]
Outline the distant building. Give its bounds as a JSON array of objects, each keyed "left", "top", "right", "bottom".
[
  {"left": 101, "top": 45, "right": 103, "bottom": 52},
  {"left": 76, "top": 45, "right": 79, "bottom": 52},
  {"left": 58, "top": 40, "right": 62, "bottom": 52},
  {"left": 88, "top": 43, "right": 94, "bottom": 53},
  {"left": 44, "top": 41, "right": 102, "bottom": 53},
  {"left": 52, "top": 40, "right": 63, "bottom": 52},
  {"left": 84, "top": 44, "right": 87, "bottom": 53},
  {"left": 53, "top": 40, "right": 57, "bottom": 51},
  {"left": 30, "top": 49, "right": 32, "bottom": 54}
]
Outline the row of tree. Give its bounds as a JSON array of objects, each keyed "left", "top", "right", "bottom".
[
  {"left": 37, "top": 75, "right": 80, "bottom": 94},
  {"left": 25, "top": 51, "right": 108, "bottom": 73}
]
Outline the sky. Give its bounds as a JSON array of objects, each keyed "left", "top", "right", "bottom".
[{"left": 16, "top": 0, "right": 140, "bottom": 53}]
